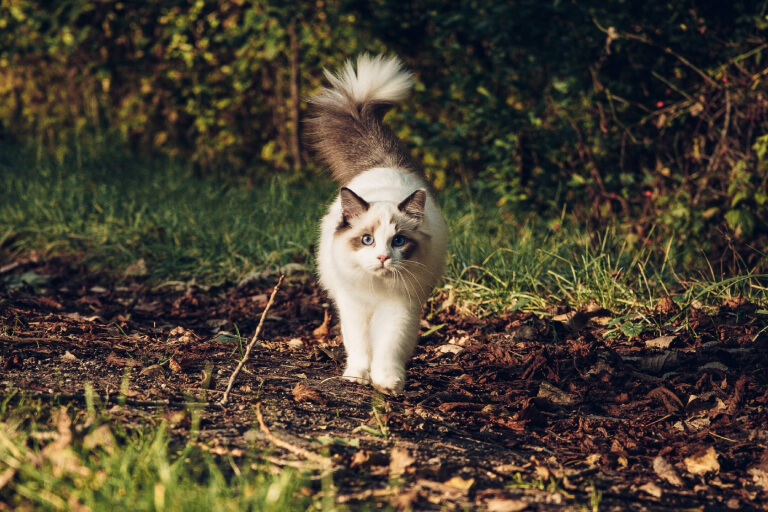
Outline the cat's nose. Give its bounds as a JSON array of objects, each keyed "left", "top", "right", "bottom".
[{"left": 377, "top": 255, "right": 390, "bottom": 264}]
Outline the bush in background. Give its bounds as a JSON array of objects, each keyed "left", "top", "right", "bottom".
[{"left": 1, "top": 0, "right": 766, "bottom": 272}]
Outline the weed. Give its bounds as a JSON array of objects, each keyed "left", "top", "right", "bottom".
[{"left": 0, "top": 392, "right": 311, "bottom": 511}]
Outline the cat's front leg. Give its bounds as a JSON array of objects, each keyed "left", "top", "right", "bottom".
[
  {"left": 369, "top": 301, "right": 421, "bottom": 394},
  {"left": 336, "top": 294, "right": 373, "bottom": 384}
]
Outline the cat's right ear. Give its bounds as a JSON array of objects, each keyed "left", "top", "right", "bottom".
[{"left": 340, "top": 187, "right": 369, "bottom": 221}]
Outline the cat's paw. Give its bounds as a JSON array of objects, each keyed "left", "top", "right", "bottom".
[
  {"left": 370, "top": 368, "right": 405, "bottom": 395},
  {"left": 343, "top": 366, "right": 371, "bottom": 385}
]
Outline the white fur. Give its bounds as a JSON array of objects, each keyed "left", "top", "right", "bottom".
[
  {"left": 314, "top": 54, "right": 414, "bottom": 108},
  {"left": 317, "top": 168, "right": 448, "bottom": 393}
]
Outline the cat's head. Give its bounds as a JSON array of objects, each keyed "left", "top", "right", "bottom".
[{"left": 334, "top": 187, "right": 428, "bottom": 276}]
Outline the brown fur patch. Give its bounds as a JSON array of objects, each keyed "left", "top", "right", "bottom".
[
  {"left": 345, "top": 220, "right": 381, "bottom": 251},
  {"left": 398, "top": 237, "right": 419, "bottom": 260}
]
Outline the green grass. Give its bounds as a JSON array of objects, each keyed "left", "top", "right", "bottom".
[
  {"left": 0, "top": 392, "right": 311, "bottom": 512},
  {"left": 1, "top": 143, "right": 766, "bottom": 312}
]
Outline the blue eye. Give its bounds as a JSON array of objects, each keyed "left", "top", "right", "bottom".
[
  {"left": 361, "top": 234, "right": 374, "bottom": 246},
  {"left": 392, "top": 235, "right": 406, "bottom": 247}
]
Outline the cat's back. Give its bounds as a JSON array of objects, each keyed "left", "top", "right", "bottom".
[{"left": 346, "top": 167, "right": 429, "bottom": 203}]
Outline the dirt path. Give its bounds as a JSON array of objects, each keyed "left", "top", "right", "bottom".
[{"left": 2, "top": 256, "right": 767, "bottom": 510}]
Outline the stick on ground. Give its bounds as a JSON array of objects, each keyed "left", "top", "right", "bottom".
[
  {"left": 219, "top": 275, "right": 284, "bottom": 405},
  {"left": 256, "top": 402, "right": 332, "bottom": 468}
]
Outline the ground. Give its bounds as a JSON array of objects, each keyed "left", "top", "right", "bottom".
[{"left": 2, "top": 254, "right": 768, "bottom": 511}]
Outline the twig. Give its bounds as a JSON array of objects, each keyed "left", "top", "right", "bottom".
[
  {"left": 219, "top": 275, "right": 284, "bottom": 405},
  {"left": 256, "top": 402, "right": 332, "bottom": 468}
]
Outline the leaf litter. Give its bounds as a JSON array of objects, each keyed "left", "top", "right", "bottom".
[{"left": 1, "top": 255, "right": 768, "bottom": 510}]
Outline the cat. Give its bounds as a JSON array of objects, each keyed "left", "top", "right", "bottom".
[{"left": 306, "top": 54, "right": 448, "bottom": 394}]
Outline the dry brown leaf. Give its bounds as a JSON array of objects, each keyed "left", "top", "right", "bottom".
[
  {"left": 494, "top": 464, "right": 528, "bottom": 474},
  {"left": 653, "top": 455, "right": 683, "bottom": 487},
  {"left": 313, "top": 310, "right": 332, "bottom": 338},
  {"left": 350, "top": 450, "right": 371, "bottom": 469},
  {"left": 722, "top": 295, "right": 747, "bottom": 309},
  {"left": 654, "top": 297, "right": 679, "bottom": 315},
  {"left": 537, "top": 382, "right": 575, "bottom": 405},
  {"left": 291, "top": 383, "right": 327, "bottom": 405},
  {"left": 168, "top": 357, "right": 183, "bottom": 372},
  {"left": 83, "top": 424, "right": 116, "bottom": 454},
  {"left": 645, "top": 335, "right": 676, "bottom": 349},
  {"left": 747, "top": 451, "right": 768, "bottom": 489},
  {"left": 684, "top": 446, "right": 720, "bottom": 476},
  {"left": 391, "top": 489, "right": 420, "bottom": 510},
  {"left": 487, "top": 498, "right": 529, "bottom": 512},
  {"left": 437, "top": 344, "right": 464, "bottom": 354},
  {"left": 106, "top": 352, "right": 141, "bottom": 368},
  {"left": 61, "top": 351, "right": 78, "bottom": 361},
  {"left": 389, "top": 447, "right": 416, "bottom": 477},
  {"left": 638, "top": 481, "right": 663, "bottom": 498},
  {"left": 140, "top": 364, "right": 164, "bottom": 377},
  {"left": 444, "top": 476, "right": 474, "bottom": 492},
  {"left": 648, "top": 386, "right": 685, "bottom": 413}
]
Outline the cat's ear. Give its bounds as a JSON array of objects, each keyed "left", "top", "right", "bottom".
[
  {"left": 398, "top": 189, "right": 426, "bottom": 220},
  {"left": 340, "top": 187, "right": 369, "bottom": 220}
]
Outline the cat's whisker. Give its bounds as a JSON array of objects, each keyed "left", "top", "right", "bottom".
[
  {"left": 397, "top": 264, "right": 427, "bottom": 300},
  {"left": 402, "top": 259, "right": 439, "bottom": 278}
]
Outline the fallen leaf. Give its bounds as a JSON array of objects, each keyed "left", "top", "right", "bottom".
[
  {"left": 292, "top": 383, "right": 327, "bottom": 405},
  {"left": 654, "top": 297, "right": 679, "bottom": 315},
  {"left": 140, "top": 364, "right": 165, "bottom": 377},
  {"left": 747, "top": 450, "right": 768, "bottom": 490},
  {"left": 313, "top": 310, "right": 331, "bottom": 338},
  {"left": 389, "top": 447, "right": 415, "bottom": 477},
  {"left": 350, "top": 450, "right": 371, "bottom": 468},
  {"left": 287, "top": 338, "right": 304, "bottom": 349},
  {"left": 653, "top": 455, "right": 683, "bottom": 487},
  {"left": 437, "top": 344, "right": 464, "bottom": 354},
  {"left": 61, "top": 351, "right": 78, "bottom": 361},
  {"left": 537, "top": 382, "right": 575, "bottom": 405},
  {"left": 168, "top": 357, "right": 183, "bottom": 372},
  {"left": 106, "top": 352, "right": 142, "bottom": 368},
  {"left": 648, "top": 386, "right": 684, "bottom": 413},
  {"left": 487, "top": 498, "right": 529, "bottom": 512},
  {"left": 640, "top": 351, "right": 680, "bottom": 374},
  {"left": 83, "top": 424, "right": 116, "bottom": 454},
  {"left": 638, "top": 481, "right": 663, "bottom": 498},
  {"left": 494, "top": 464, "right": 528, "bottom": 474},
  {"left": 443, "top": 476, "right": 474, "bottom": 491},
  {"left": 684, "top": 446, "right": 720, "bottom": 476},
  {"left": 645, "top": 335, "right": 676, "bottom": 349},
  {"left": 3, "top": 354, "right": 22, "bottom": 370}
]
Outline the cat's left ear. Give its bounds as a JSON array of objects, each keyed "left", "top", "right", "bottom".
[
  {"left": 340, "top": 187, "right": 369, "bottom": 220},
  {"left": 398, "top": 189, "right": 426, "bottom": 220}
]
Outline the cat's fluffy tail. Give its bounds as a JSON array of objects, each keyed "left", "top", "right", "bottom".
[{"left": 306, "top": 54, "right": 425, "bottom": 186}]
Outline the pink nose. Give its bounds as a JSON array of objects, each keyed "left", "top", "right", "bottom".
[{"left": 377, "top": 255, "right": 390, "bottom": 264}]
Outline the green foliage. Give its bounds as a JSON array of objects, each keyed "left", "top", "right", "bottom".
[
  {"left": 3, "top": 145, "right": 767, "bottom": 314},
  {"left": 350, "top": 0, "right": 768, "bottom": 271},
  {"left": 0, "top": 0, "right": 373, "bottom": 171},
  {"left": 1, "top": 0, "right": 767, "bottom": 272},
  {"left": 0, "top": 398, "right": 310, "bottom": 511}
]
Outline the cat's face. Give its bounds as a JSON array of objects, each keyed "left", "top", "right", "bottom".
[{"left": 334, "top": 188, "right": 428, "bottom": 277}]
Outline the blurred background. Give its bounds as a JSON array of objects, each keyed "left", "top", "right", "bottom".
[{"left": 1, "top": 0, "right": 767, "bottom": 277}]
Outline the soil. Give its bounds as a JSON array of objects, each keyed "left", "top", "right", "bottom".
[{"left": 2, "top": 254, "right": 768, "bottom": 511}]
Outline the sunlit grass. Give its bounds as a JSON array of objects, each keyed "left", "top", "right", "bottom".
[
  {"left": 1, "top": 144, "right": 766, "bottom": 314},
  {"left": 0, "top": 392, "right": 311, "bottom": 511}
]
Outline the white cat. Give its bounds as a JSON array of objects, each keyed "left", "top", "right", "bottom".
[{"left": 306, "top": 55, "right": 448, "bottom": 394}]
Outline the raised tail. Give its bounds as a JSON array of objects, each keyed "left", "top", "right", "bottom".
[{"left": 305, "top": 54, "right": 425, "bottom": 186}]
